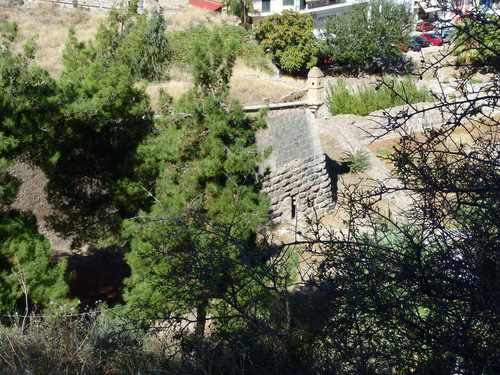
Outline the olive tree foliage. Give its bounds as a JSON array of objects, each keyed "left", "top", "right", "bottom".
[
  {"left": 253, "top": 10, "right": 318, "bottom": 72},
  {"left": 285, "top": 5, "right": 500, "bottom": 373},
  {"left": 321, "top": 0, "right": 412, "bottom": 74}
]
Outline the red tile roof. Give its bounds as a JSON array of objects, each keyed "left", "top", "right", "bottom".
[{"left": 189, "top": 0, "right": 222, "bottom": 11}]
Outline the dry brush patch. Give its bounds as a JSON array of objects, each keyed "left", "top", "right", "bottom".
[
  {"left": 164, "top": 5, "right": 234, "bottom": 30},
  {"left": 1, "top": 4, "right": 105, "bottom": 76}
]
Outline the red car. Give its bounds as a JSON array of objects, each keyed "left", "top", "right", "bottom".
[
  {"left": 316, "top": 55, "right": 335, "bottom": 65},
  {"left": 416, "top": 21, "right": 435, "bottom": 31},
  {"left": 419, "top": 33, "right": 443, "bottom": 46}
]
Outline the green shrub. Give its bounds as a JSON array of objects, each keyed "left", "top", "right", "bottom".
[
  {"left": 169, "top": 22, "right": 270, "bottom": 72},
  {"left": 0, "top": 19, "right": 18, "bottom": 42},
  {"left": 327, "top": 76, "right": 433, "bottom": 116},
  {"left": 344, "top": 148, "right": 372, "bottom": 173},
  {"left": 0, "top": 212, "right": 74, "bottom": 323}
]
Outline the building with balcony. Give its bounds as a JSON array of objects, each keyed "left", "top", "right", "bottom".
[{"left": 248, "top": 0, "right": 361, "bottom": 25}]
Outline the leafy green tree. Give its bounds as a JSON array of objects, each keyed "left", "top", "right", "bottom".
[
  {"left": 253, "top": 10, "right": 318, "bottom": 72},
  {"left": 322, "top": 0, "right": 412, "bottom": 73}
]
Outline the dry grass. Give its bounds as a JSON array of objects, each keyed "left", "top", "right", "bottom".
[
  {"left": 229, "top": 75, "right": 301, "bottom": 106},
  {"left": 229, "top": 59, "right": 305, "bottom": 106},
  {"left": 164, "top": 5, "right": 238, "bottom": 31},
  {"left": 1, "top": 3, "right": 105, "bottom": 76},
  {"left": 146, "top": 66, "right": 194, "bottom": 113},
  {"left": 2, "top": 3, "right": 298, "bottom": 109}
]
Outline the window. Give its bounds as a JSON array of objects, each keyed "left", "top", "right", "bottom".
[
  {"left": 283, "top": 0, "right": 294, "bottom": 5},
  {"left": 262, "top": 0, "right": 271, "bottom": 12}
]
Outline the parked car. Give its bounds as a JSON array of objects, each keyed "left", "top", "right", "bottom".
[
  {"left": 414, "top": 36, "right": 430, "bottom": 48},
  {"left": 420, "top": 33, "right": 443, "bottom": 46},
  {"left": 416, "top": 21, "right": 435, "bottom": 31},
  {"left": 395, "top": 40, "right": 421, "bottom": 52},
  {"left": 435, "top": 29, "right": 452, "bottom": 43},
  {"left": 408, "top": 40, "right": 422, "bottom": 52}
]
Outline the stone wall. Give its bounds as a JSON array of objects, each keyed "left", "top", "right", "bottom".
[
  {"left": 258, "top": 107, "right": 335, "bottom": 225},
  {"left": 4, "top": 0, "right": 123, "bottom": 10},
  {"left": 3, "top": 0, "right": 160, "bottom": 12}
]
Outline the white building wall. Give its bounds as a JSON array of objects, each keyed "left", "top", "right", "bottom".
[{"left": 250, "top": 0, "right": 360, "bottom": 21}]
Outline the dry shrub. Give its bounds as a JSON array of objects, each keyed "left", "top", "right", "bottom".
[
  {"left": 165, "top": 6, "right": 232, "bottom": 31},
  {"left": 0, "top": 311, "right": 169, "bottom": 375}
]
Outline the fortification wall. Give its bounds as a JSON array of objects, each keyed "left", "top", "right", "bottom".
[{"left": 258, "top": 107, "right": 335, "bottom": 225}]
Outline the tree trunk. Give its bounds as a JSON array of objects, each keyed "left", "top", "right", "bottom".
[{"left": 195, "top": 299, "right": 208, "bottom": 338}]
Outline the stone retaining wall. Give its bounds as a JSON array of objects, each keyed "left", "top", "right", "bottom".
[
  {"left": 1, "top": 0, "right": 122, "bottom": 9},
  {"left": 2, "top": 0, "right": 162, "bottom": 12},
  {"left": 262, "top": 153, "right": 335, "bottom": 224},
  {"left": 258, "top": 107, "right": 335, "bottom": 225}
]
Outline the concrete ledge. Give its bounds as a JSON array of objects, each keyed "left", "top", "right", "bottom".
[{"left": 244, "top": 101, "right": 308, "bottom": 112}]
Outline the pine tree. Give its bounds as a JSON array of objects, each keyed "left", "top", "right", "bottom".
[
  {"left": 1, "top": 15, "right": 155, "bottom": 246},
  {"left": 0, "top": 40, "right": 72, "bottom": 318},
  {"left": 122, "top": 29, "right": 274, "bottom": 338},
  {"left": 0, "top": 212, "right": 73, "bottom": 323},
  {"left": 132, "top": 8, "right": 170, "bottom": 81}
]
